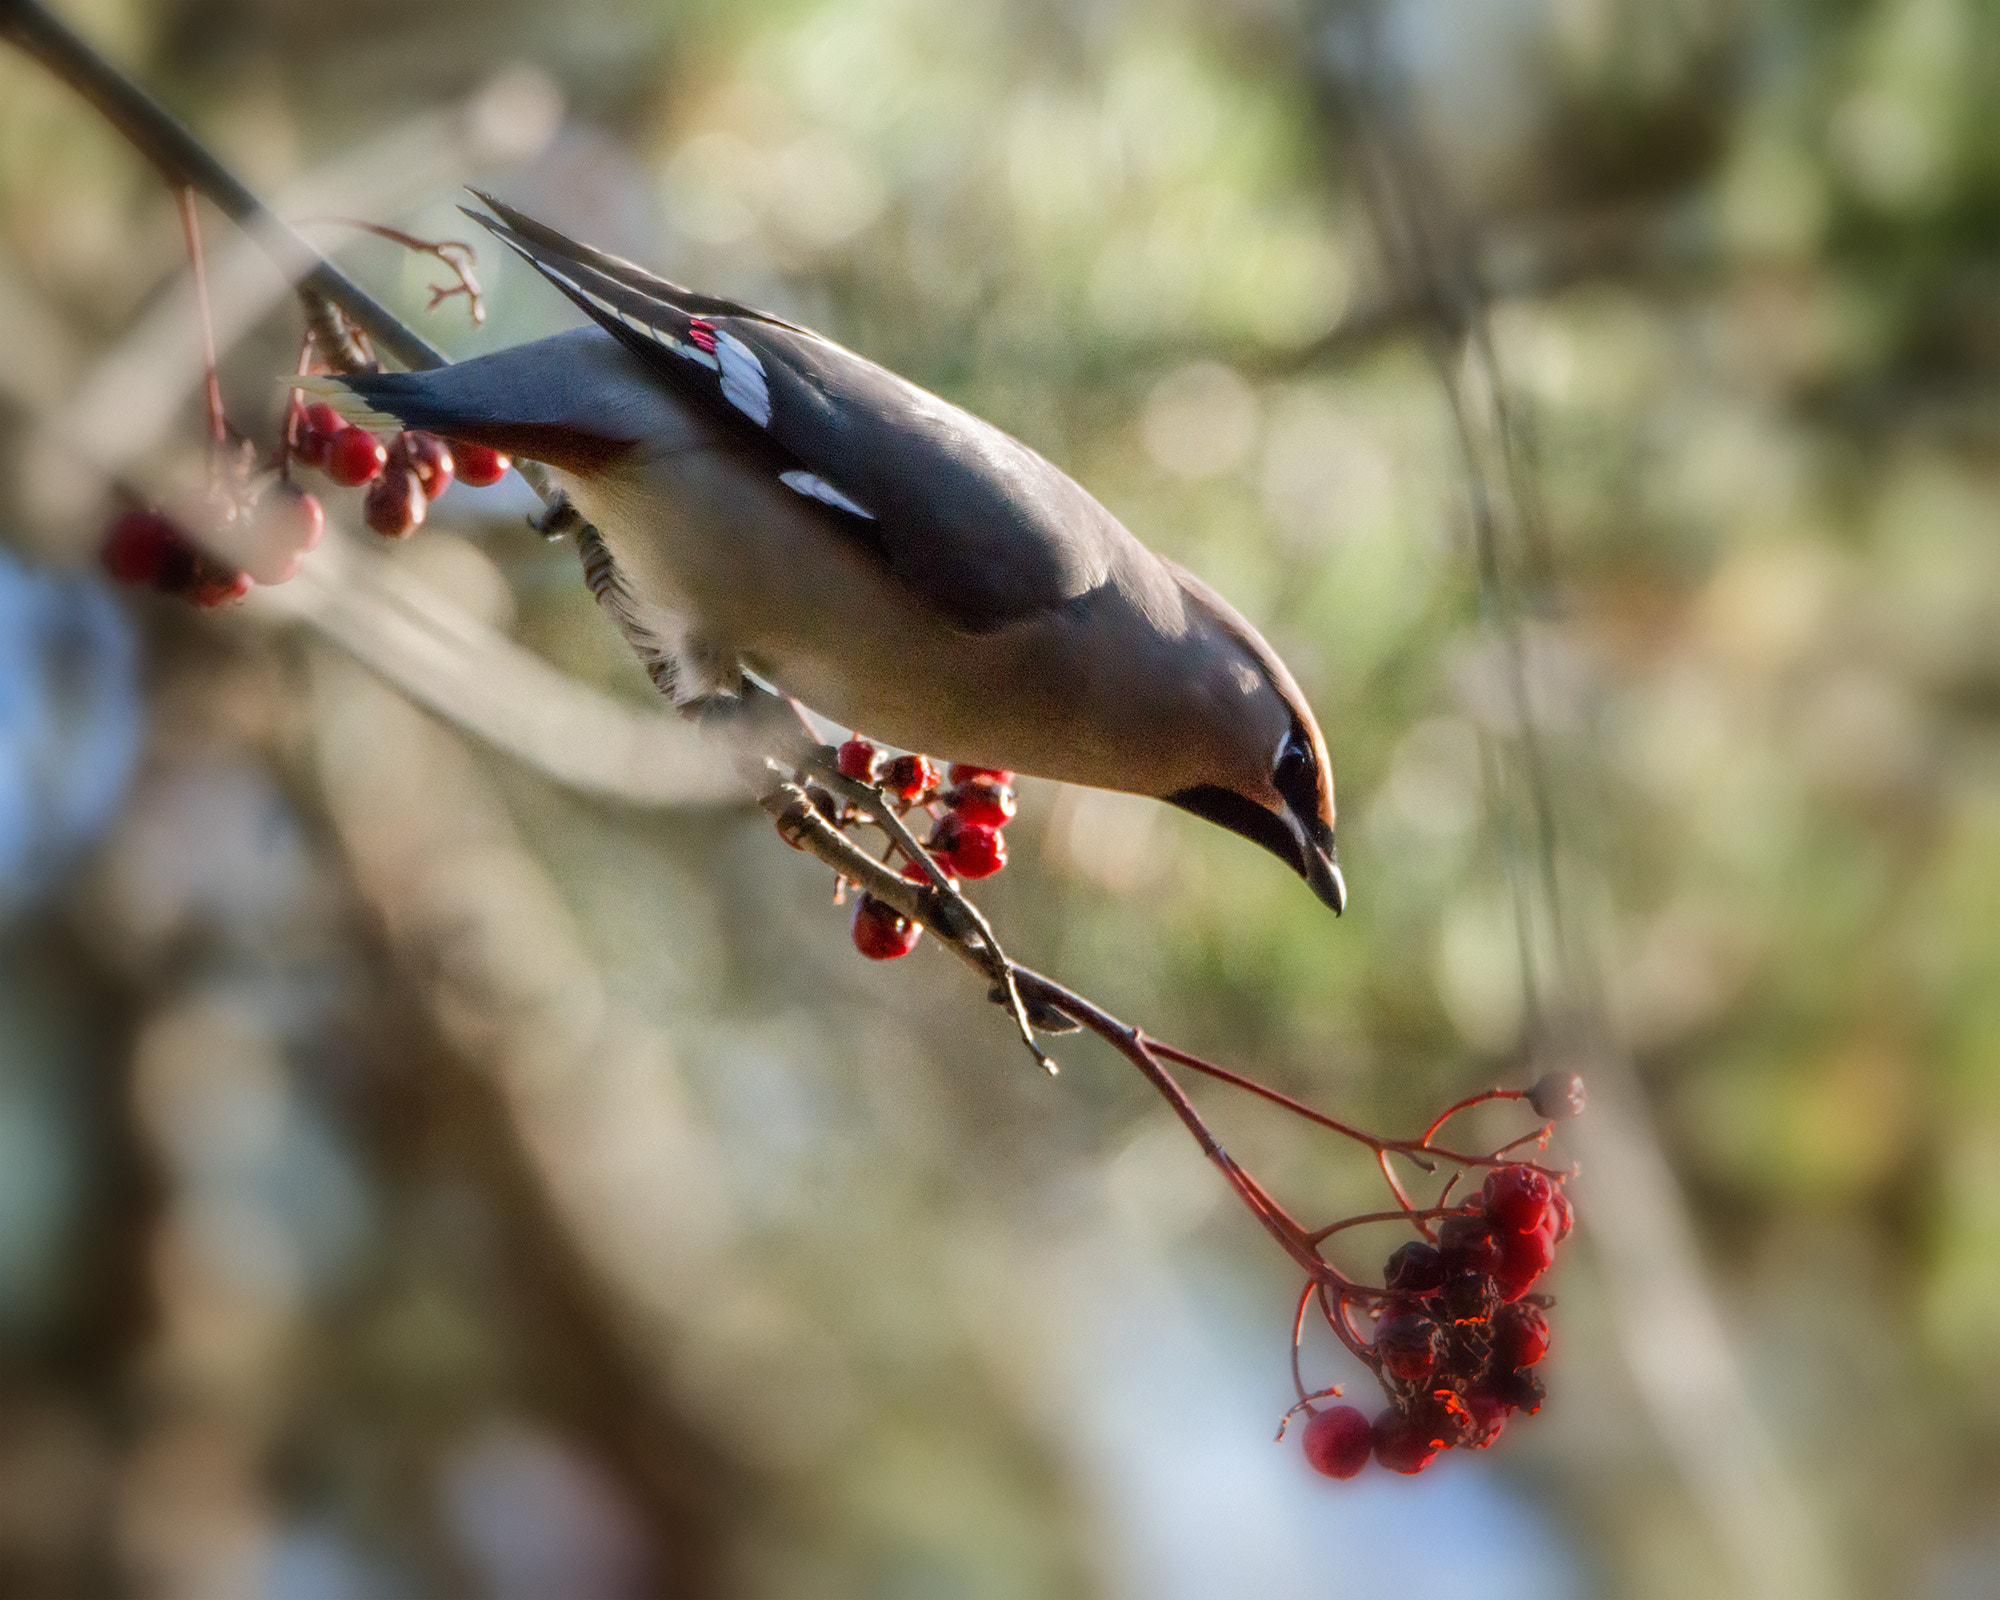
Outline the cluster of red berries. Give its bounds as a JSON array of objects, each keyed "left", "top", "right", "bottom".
[
  {"left": 830, "top": 739, "right": 1018, "bottom": 962},
  {"left": 290, "top": 401, "right": 509, "bottom": 540},
  {"left": 1300, "top": 1162, "right": 1571, "bottom": 1480},
  {"left": 99, "top": 402, "right": 513, "bottom": 608},
  {"left": 100, "top": 479, "right": 324, "bottom": 607}
]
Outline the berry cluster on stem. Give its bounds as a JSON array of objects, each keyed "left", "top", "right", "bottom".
[{"left": 824, "top": 740, "right": 1018, "bottom": 961}]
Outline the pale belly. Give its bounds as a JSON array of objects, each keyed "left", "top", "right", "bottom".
[{"left": 556, "top": 453, "right": 1207, "bottom": 796}]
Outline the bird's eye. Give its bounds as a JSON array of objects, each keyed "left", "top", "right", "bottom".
[{"left": 1273, "top": 728, "right": 1315, "bottom": 805}]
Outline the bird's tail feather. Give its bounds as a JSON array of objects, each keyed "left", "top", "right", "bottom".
[{"left": 284, "top": 343, "right": 639, "bottom": 475}]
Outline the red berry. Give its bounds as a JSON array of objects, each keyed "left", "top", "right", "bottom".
[
  {"left": 1493, "top": 1224, "right": 1556, "bottom": 1301},
  {"left": 1383, "top": 1241, "right": 1446, "bottom": 1294},
  {"left": 882, "top": 754, "right": 936, "bottom": 803},
  {"left": 451, "top": 441, "right": 511, "bottom": 487},
  {"left": 326, "top": 427, "right": 387, "bottom": 487},
  {"left": 951, "top": 777, "right": 1017, "bottom": 827},
  {"left": 244, "top": 483, "right": 323, "bottom": 584},
  {"left": 851, "top": 894, "right": 921, "bottom": 960},
  {"left": 1371, "top": 1409, "right": 1441, "bottom": 1476},
  {"left": 391, "top": 430, "right": 454, "bottom": 500},
  {"left": 1374, "top": 1313, "right": 1440, "bottom": 1383},
  {"left": 1548, "top": 1187, "right": 1574, "bottom": 1244},
  {"left": 364, "top": 469, "right": 426, "bottom": 538},
  {"left": 101, "top": 509, "right": 178, "bottom": 586},
  {"left": 1494, "top": 1302, "right": 1550, "bottom": 1368},
  {"left": 293, "top": 402, "right": 345, "bottom": 467},
  {"left": 185, "top": 568, "right": 253, "bottom": 607},
  {"left": 837, "top": 738, "right": 881, "bottom": 782},
  {"left": 947, "top": 763, "right": 1015, "bottom": 788},
  {"left": 931, "top": 813, "right": 1007, "bottom": 879},
  {"left": 1481, "top": 1165, "right": 1554, "bottom": 1234},
  {"left": 1300, "top": 1406, "right": 1372, "bottom": 1480}
]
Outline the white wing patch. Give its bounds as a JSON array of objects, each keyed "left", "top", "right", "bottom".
[
  {"left": 714, "top": 329, "right": 772, "bottom": 426},
  {"left": 779, "top": 469, "right": 874, "bottom": 519}
]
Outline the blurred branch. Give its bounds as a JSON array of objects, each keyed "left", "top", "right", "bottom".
[
  {"left": 0, "top": 0, "right": 445, "bottom": 372},
  {"left": 252, "top": 531, "right": 742, "bottom": 809}
]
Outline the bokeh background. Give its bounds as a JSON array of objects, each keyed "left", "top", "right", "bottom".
[{"left": 1, "top": 0, "right": 1995, "bottom": 1595}]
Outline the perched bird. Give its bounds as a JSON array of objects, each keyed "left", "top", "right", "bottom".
[{"left": 301, "top": 194, "right": 1345, "bottom": 912}]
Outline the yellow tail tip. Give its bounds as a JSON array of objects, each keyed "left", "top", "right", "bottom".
[{"left": 283, "top": 374, "right": 401, "bottom": 431}]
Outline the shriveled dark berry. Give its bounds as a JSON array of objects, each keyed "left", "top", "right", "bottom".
[
  {"left": 1371, "top": 1407, "right": 1441, "bottom": 1475},
  {"left": 1481, "top": 1164, "right": 1554, "bottom": 1233},
  {"left": 1383, "top": 1240, "right": 1446, "bottom": 1295},
  {"left": 1489, "top": 1365, "right": 1546, "bottom": 1415},
  {"left": 1438, "top": 1270, "right": 1499, "bottom": 1325},
  {"left": 1375, "top": 1313, "right": 1441, "bottom": 1383},
  {"left": 1438, "top": 1213, "right": 1503, "bottom": 1277},
  {"left": 1528, "top": 1071, "right": 1585, "bottom": 1120},
  {"left": 1300, "top": 1405, "right": 1372, "bottom": 1480},
  {"left": 1494, "top": 1302, "right": 1550, "bottom": 1368}
]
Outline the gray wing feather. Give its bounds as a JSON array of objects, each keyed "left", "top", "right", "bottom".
[{"left": 466, "top": 197, "right": 1131, "bottom": 633}]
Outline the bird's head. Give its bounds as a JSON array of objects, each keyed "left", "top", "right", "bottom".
[{"left": 1158, "top": 569, "right": 1345, "bottom": 915}]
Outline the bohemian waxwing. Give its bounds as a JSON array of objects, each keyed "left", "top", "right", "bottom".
[{"left": 300, "top": 194, "right": 1345, "bottom": 913}]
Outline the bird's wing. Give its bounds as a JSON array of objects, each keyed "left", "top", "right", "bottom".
[{"left": 466, "top": 194, "right": 1125, "bottom": 633}]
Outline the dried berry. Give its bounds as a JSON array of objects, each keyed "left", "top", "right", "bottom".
[
  {"left": 1301, "top": 1406, "right": 1372, "bottom": 1479},
  {"left": 1437, "top": 1270, "right": 1499, "bottom": 1326},
  {"left": 1375, "top": 1314, "right": 1441, "bottom": 1383},
  {"left": 1383, "top": 1240, "right": 1446, "bottom": 1295},
  {"left": 1371, "top": 1408, "right": 1441, "bottom": 1476},
  {"left": 1437, "top": 1213, "right": 1503, "bottom": 1277},
  {"left": 851, "top": 894, "right": 921, "bottom": 960}
]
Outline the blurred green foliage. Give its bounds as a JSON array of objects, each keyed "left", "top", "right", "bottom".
[{"left": 2, "top": 0, "right": 1999, "bottom": 1595}]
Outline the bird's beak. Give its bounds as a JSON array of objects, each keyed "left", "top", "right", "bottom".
[
  {"left": 1164, "top": 785, "right": 1346, "bottom": 915},
  {"left": 1284, "top": 807, "right": 1347, "bottom": 916}
]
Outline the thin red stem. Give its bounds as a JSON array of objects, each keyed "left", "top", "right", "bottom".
[{"left": 175, "top": 187, "right": 226, "bottom": 467}]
